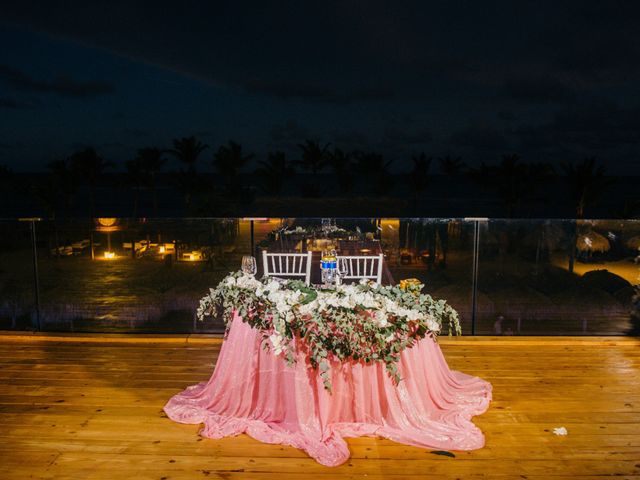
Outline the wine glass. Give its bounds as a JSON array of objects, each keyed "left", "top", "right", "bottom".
[
  {"left": 337, "top": 257, "right": 349, "bottom": 284},
  {"left": 241, "top": 255, "right": 257, "bottom": 275},
  {"left": 321, "top": 218, "right": 332, "bottom": 236}
]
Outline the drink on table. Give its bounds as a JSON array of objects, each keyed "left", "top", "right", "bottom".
[{"left": 320, "top": 249, "right": 337, "bottom": 287}]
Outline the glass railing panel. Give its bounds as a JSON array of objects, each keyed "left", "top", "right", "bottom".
[
  {"left": 35, "top": 218, "right": 250, "bottom": 333},
  {"left": 390, "top": 218, "right": 475, "bottom": 335},
  {"left": 0, "top": 219, "right": 38, "bottom": 331},
  {"left": 3, "top": 216, "right": 636, "bottom": 335},
  {"left": 476, "top": 219, "right": 640, "bottom": 335}
]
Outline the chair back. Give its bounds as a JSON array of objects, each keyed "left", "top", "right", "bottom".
[
  {"left": 262, "top": 250, "right": 313, "bottom": 285},
  {"left": 337, "top": 253, "right": 384, "bottom": 284}
]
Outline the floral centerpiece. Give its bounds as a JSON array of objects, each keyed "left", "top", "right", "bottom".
[{"left": 197, "top": 272, "right": 461, "bottom": 391}]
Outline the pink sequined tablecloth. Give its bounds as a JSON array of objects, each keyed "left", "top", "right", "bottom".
[{"left": 164, "top": 312, "right": 492, "bottom": 466}]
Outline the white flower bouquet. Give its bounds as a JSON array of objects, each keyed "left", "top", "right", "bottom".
[{"left": 198, "top": 271, "right": 461, "bottom": 391}]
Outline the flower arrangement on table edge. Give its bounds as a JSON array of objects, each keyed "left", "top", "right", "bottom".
[{"left": 197, "top": 271, "right": 461, "bottom": 391}]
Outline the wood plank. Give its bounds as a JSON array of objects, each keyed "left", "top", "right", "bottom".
[{"left": 0, "top": 334, "right": 639, "bottom": 478}]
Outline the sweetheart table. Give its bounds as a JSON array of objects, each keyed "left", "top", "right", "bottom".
[{"left": 164, "top": 311, "right": 492, "bottom": 466}]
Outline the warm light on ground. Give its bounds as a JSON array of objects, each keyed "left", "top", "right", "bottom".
[
  {"left": 552, "top": 254, "right": 640, "bottom": 284},
  {"left": 103, "top": 251, "right": 116, "bottom": 259}
]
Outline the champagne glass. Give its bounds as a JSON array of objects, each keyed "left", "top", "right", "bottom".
[
  {"left": 241, "top": 255, "right": 257, "bottom": 275},
  {"left": 337, "top": 257, "right": 349, "bottom": 284},
  {"left": 321, "top": 218, "right": 332, "bottom": 237}
]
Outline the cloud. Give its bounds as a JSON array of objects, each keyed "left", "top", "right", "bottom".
[
  {"left": 450, "top": 124, "right": 508, "bottom": 151},
  {"left": 269, "top": 121, "right": 310, "bottom": 143},
  {"left": 503, "top": 75, "right": 579, "bottom": 105},
  {"left": 0, "top": 141, "right": 25, "bottom": 149},
  {"left": 383, "top": 126, "right": 432, "bottom": 145},
  {"left": 0, "top": 64, "right": 114, "bottom": 98},
  {"left": 194, "top": 130, "right": 215, "bottom": 138},
  {"left": 4, "top": 1, "right": 640, "bottom": 108},
  {"left": 102, "top": 141, "right": 125, "bottom": 148},
  {"left": 498, "top": 110, "right": 517, "bottom": 122},
  {"left": 0, "top": 97, "right": 39, "bottom": 109},
  {"left": 244, "top": 80, "right": 393, "bottom": 104},
  {"left": 122, "top": 127, "right": 150, "bottom": 138},
  {"left": 331, "top": 129, "right": 369, "bottom": 148},
  {"left": 515, "top": 102, "right": 640, "bottom": 152}
]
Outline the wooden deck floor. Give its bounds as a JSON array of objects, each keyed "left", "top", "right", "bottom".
[{"left": 0, "top": 333, "right": 639, "bottom": 479}]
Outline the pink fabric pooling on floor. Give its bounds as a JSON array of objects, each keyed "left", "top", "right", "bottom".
[{"left": 164, "top": 312, "right": 492, "bottom": 466}]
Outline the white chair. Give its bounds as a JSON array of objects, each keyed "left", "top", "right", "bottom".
[
  {"left": 337, "top": 253, "right": 384, "bottom": 284},
  {"left": 262, "top": 250, "right": 313, "bottom": 285}
]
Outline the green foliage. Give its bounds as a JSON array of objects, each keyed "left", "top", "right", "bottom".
[{"left": 197, "top": 271, "right": 461, "bottom": 391}]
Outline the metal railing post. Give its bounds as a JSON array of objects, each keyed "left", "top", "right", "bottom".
[
  {"left": 465, "top": 218, "right": 486, "bottom": 335},
  {"left": 19, "top": 218, "right": 42, "bottom": 331}
]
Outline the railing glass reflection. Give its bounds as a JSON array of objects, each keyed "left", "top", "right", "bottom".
[{"left": 0, "top": 217, "right": 637, "bottom": 335}]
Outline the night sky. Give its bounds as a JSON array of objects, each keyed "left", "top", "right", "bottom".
[{"left": 1, "top": 1, "right": 640, "bottom": 174}]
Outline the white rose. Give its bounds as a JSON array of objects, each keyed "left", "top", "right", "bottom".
[
  {"left": 265, "top": 280, "right": 281, "bottom": 293},
  {"left": 269, "top": 333, "right": 284, "bottom": 355},
  {"left": 339, "top": 296, "right": 353, "bottom": 309},
  {"left": 362, "top": 293, "right": 378, "bottom": 309},
  {"left": 237, "top": 274, "right": 258, "bottom": 289},
  {"left": 298, "top": 301, "right": 316, "bottom": 316},
  {"left": 276, "top": 301, "right": 291, "bottom": 314},
  {"left": 268, "top": 291, "right": 283, "bottom": 303},
  {"left": 425, "top": 315, "right": 440, "bottom": 332},
  {"left": 383, "top": 298, "right": 398, "bottom": 315},
  {"left": 352, "top": 293, "right": 365, "bottom": 306},
  {"left": 374, "top": 310, "right": 388, "bottom": 328},
  {"left": 287, "top": 290, "right": 302, "bottom": 305}
]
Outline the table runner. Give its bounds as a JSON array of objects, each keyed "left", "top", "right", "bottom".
[{"left": 164, "top": 312, "right": 492, "bottom": 466}]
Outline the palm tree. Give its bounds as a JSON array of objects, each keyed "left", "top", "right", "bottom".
[
  {"left": 213, "top": 141, "right": 254, "bottom": 189},
  {"left": 494, "top": 154, "right": 529, "bottom": 217},
  {"left": 125, "top": 157, "right": 146, "bottom": 219},
  {"left": 0, "top": 164, "right": 13, "bottom": 211},
  {"left": 46, "top": 159, "right": 76, "bottom": 214},
  {"left": 561, "top": 158, "right": 613, "bottom": 218},
  {"left": 169, "top": 136, "right": 207, "bottom": 174},
  {"left": 254, "top": 151, "right": 295, "bottom": 195},
  {"left": 353, "top": 150, "right": 394, "bottom": 195},
  {"left": 68, "top": 147, "right": 112, "bottom": 218},
  {"left": 43, "top": 160, "right": 76, "bottom": 257},
  {"left": 561, "top": 158, "right": 614, "bottom": 273},
  {"left": 169, "top": 136, "right": 208, "bottom": 209},
  {"left": 30, "top": 177, "right": 59, "bottom": 217},
  {"left": 410, "top": 153, "right": 432, "bottom": 195},
  {"left": 296, "top": 140, "right": 330, "bottom": 174},
  {"left": 0, "top": 164, "right": 11, "bottom": 182},
  {"left": 328, "top": 148, "right": 355, "bottom": 194},
  {"left": 135, "top": 147, "right": 166, "bottom": 217},
  {"left": 294, "top": 140, "right": 331, "bottom": 197},
  {"left": 470, "top": 155, "right": 554, "bottom": 217},
  {"left": 29, "top": 175, "right": 64, "bottom": 257},
  {"left": 438, "top": 155, "right": 465, "bottom": 175}
]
